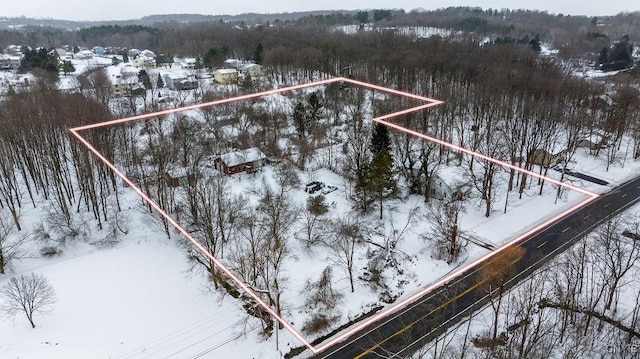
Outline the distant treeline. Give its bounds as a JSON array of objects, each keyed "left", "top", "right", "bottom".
[{"left": 0, "top": 7, "right": 638, "bottom": 53}]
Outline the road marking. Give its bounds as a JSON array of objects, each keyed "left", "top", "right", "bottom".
[
  {"left": 537, "top": 241, "right": 548, "bottom": 249},
  {"left": 584, "top": 214, "right": 591, "bottom": 220},
  {"left": 622, "top": 193, "right": 628, "bottom": 198},
  {"left": 604, "top": 203, "right": 611, "bottom": 208},
  {"left": 562, "top": 227, "right": 571, "bottom": 233},
  {"left": 353, "top": 281, "right": 481, "bottom": 358},
  {"left": 354, "top": 256, "right": 522, "bottom": 358}
]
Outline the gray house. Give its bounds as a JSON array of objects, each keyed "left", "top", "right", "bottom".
[
  {"left": 163, "top": 72, "right": 198, "bottom": 90},
  {"left": 431, "top": 166, "right": 471, "bottom": 202}
]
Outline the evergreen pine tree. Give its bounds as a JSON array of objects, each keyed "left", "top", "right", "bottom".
[
  {"left": 307, "top": 92, "right": 323, "bottom": 123},
  {"left": 365, "top": 123, "right": 396, "bottom": 218},
  {"left": 293, "top": 102, "right": 307, "bottom": 138},
  {"left": 253, "top": 43, "right": 264, "bottom": 65},
  {"left": 138, "top": 70, "right": 152, "bottom": 89},
  {"left": 156, "top": 73, "right": 164, "bottom": 88},
  {"left": 529, "top": 34, "right": 542, "bottom": 52},
  {"left": 365, "top": 151, "right": 396, "bottom": 219},
  {"left": 61, "top": 61, "right": 75, "bottom": 76},
  {"left": 370, "top": 123, "right": 392, "bottom": 157}
]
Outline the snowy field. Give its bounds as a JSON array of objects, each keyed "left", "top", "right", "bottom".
[{"left": 0, "top": 190, "right": 282, "bottom": 358}]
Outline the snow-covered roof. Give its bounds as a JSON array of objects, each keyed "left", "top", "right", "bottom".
[
  {"left": 76, "top": 50, "right": 94, "bottom": 58},
  {"left": 0, "top": 54, "right": 21, "bottom": 61},
  {"left": 216, "top": 69, "right": 237, "bottom": 75},
  {"left": 436, "top": 166, "right": 467, "bottom": 186},
  {"left": 141, "top": 49, "right": 156, "bottom": 57},
  {"left": 5, "top": 44, "right": 23, "bottom": 54},
  {"left": 218, "top": 148, "right": 265, "bottom": 167},
  {"left": 164, "top": 71, "right": 190, "bottom": 80}
]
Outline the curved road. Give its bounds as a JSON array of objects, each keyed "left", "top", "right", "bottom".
[{"left": 314, "top": 175, "right": 640, "bottom": 358}]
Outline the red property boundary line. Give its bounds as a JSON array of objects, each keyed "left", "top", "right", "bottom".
[{"left": 68, "top": 77, "right": 600, "bottom": 355}]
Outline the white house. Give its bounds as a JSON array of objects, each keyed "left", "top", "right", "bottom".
[
  {"left": 0, "top": 54, "right": 22, "bottom": 70},
  {"left": 177, "top": 57, "right": 197, "bottom": 70},
  {"left": 4, "top": 45, "right": 24, "bottom": 55},
  {"left": 75, "top": 50, "right": 94, "bottom": 60}
]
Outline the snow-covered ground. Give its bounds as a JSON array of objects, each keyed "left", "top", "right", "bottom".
[
  {"left": 1, "top": 75, "right": 640, "bottom": 358},
  {"left": 0, "top": 191, "right": 281, "bottom": 358},
  {"left": 0, "top": 160, "right": 637, "bottom": 359}
]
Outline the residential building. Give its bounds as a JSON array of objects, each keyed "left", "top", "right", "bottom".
[
  {"left": 111, "top": 77, "right": 145, "bottom": 97},
  {"left": 214, "top": 148, "right": 267, "bottom": 175},
  {"left": 0, "top": 54, "right": 22, "bottom": 70},
  {"left": 214, "top": 69, "right": 238, "bottom": 84},
  {"left": 163, "top": 72, "right": 198, "bottom": 90},
  {"left": 431, "top": 167, "right": 471, "bottom": 202},
  {"left": 529, "top": 149, "right": 565, "bottom": 167},
  {"left": 243, "top": 63, "right": 263, "bottom": 77},
  {"left": 177, "top": 57, "right": 197, "bottom": 70},
  {"left": 4, "top": 45, "right": 24, "bottom": 55},
  {"left": 141, "top": 49, "right": 156, "bottom": 59},
  {"left": 75, "top": 50, "right": 94, "bottom": 60},
  {"left": 223, "top": 58, "right": 243, "bottom": 69},
  {"left": 105, "top": 65, "right": 145, "bottom": 97}
]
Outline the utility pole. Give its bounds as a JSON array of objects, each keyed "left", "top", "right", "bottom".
[{"left": 275, "top": 306, "right": 280, "bottom": 355}]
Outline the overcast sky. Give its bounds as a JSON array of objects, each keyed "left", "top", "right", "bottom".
[{"left": 1, "top": 1, "right": 637, "bottom": 21}]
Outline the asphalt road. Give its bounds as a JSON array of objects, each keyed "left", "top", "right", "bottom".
[{"left": 314, "top": 175, "right": 640, "bottom": 359}]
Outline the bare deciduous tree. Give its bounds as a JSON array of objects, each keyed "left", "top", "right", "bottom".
[
  {"left": 0, "top": 273, "right": 56, "bottom": 328},
  {"left": 425, "top": 199, "right": 467, "bottom": 264},
  {"left": 327, "top": 216, "right": 363, "bottom": 293},
  {"left": 594, "top": 214, "right": 640, "bottom": 312},
  {"left": 0, "top": 209, "right": 22, "bottom": 274}
]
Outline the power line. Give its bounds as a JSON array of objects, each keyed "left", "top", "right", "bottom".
[
  {"left": 117, "top": 309, "right": 241, "bottom": 359},
  {"left": 188, "top": 323, "right": 262, "bottom": 359}
]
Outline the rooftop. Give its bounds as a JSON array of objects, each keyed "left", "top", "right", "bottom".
[{"left": 218, "top": 147, "right": 265, "bottom": 167}]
